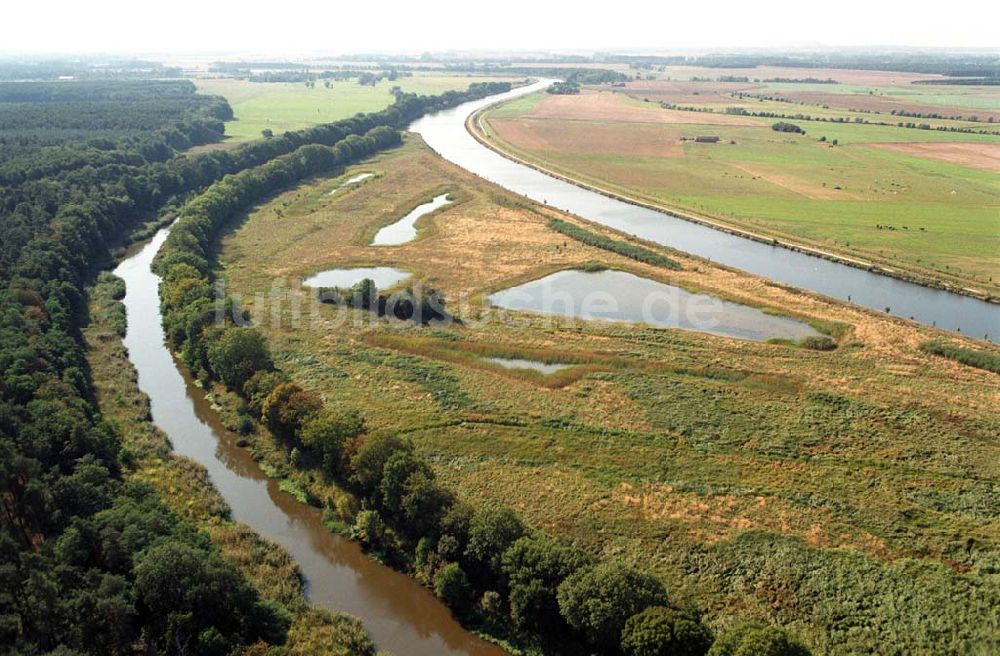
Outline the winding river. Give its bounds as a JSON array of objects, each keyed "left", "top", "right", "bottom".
[
  {"left": 111, "top": 81, "right": 996, "bottom": 656},
  {"left": 411, "top": 80, "right": 999, "bottom": 339},
  {"left": 115, "top": 231, "right": 507, "bottom": 656}
]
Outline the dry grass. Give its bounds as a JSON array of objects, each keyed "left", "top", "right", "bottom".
[
  {"left": 866, "top": 141, "right": 1000, "bottom": 172},
  {"left": 216, "top": 133, "right": 1000, "bottom": 653}
]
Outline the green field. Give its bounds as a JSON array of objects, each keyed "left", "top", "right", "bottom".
[
  {"left": 481, "top": 91, "right": 1000, "bottom": 294},
  {"left": 195, "top": 74, "right": 510, "bottom": 141},
  {"left": 214, "top": 136, "right": 1000, "bottom": 655}
]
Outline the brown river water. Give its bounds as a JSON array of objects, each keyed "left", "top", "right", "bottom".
[{"left": 114, "top": 229, "right": 507, "bottom": 656}]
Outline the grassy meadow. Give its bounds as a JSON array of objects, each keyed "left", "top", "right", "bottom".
[
  {"left": 214, "top": 134, "right": 1000, "bottom": 654},
  {"left": 479, "top": 88, "right": 1000, "bottom": 295},
  {"left": 194, "top": 73, "right": 510, "bottom": 141}
]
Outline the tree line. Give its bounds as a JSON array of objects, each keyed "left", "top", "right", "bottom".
[{"left": 0, "top": 78, "right": 510, "bottom": 654}]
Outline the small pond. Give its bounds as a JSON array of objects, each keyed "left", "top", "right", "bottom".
[
  {"left": 372, "top": 193, "right": 451, "bottom": 246},
  {"left": 485, "top": 357, "right": 572, "bottom": 375},
  {"left": 328, "top": 172, "right": 374, "bottom": 195},
  {"left": 487, "top": 269, "right": 821, "bottom": 342},
  {"left": 302, "top": 266, "right": 409, "bottom": 289}
]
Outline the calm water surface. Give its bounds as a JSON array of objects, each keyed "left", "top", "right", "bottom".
[
  {"left": 302, "top": 266, "right": 410, "bottom": 289},
  {"left": 486, "top": 357, "right": 572, "bottom": 374},
  {"left": 329, "top": 172, "right": 374, "bottom": 195},
  {"left": 411, "top": 80, "right": 999, "bottom": 339},
  {"left": 488, "top": 269, "right": 820, "bottom": 342},
  {"left": 373, "top": 193, "right": 452, "bottom": 245},
  {"left": 114, "top": 229, "right": 507, "bottom": 656}
]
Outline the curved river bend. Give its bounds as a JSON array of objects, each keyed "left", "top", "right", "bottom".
[
  {"left": 115, "top": 231, "right": 507, "bottom": 656},
  {"left": 411, "top": 80, "right": 998, "bottom": 339}
]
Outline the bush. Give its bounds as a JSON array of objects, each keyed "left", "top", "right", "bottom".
[
  {"left": 549, "top": 218, "right": 681, "bottom": 270},
  {"left": 799, "top": 335, "right": 837, "bottom": 351},
  {"left": 557, "top": 562, "right": 669, "bottom": 648},
  {"left": 464, "top": 506, "right": 526, "bottom": 581},
  {"left": 299, "top": 409, "right": 363, "bottom": 477},
  {"left": 708, "top": 623, "right": 810, "bottom": 656},
  {"left": 206, "top": 327, "right": 273, "bottom": 390},
  {"left": 920, "top": 339, "right": 1000, "bottom": 374},
  {"left": 243, "top": 369, "right": 289, "bottom": 415},
  {"left": 348, "top": 434, "right": 413, "bottom": 494},
  {"left": 352, "top": 510, "right": 386, "bottom": 549},
  {"left": 501, "top": 535, "right": 591, "bottom": 629},
  {"left": 621, "top": 607, "right": 713, "bottom": 656},
  {"left": 262, "top": 383, "right": 322, "bottom": 441},
  {"left": 434, "top": 563, "right": 473, "bottom": 611},
  {"left": 771, "top": 122, "right": 805, "bottom": 134}
]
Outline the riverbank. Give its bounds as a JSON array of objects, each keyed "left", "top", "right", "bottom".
[
  {"left": 84, "top": 270, "right": 379, "bottom": 655},
  {"left": 467, "top": 96, "right": 997, "bottom": 305}
]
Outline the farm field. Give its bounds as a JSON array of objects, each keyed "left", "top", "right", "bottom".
[
  {"left": 216, "top": 134, "right": 1000, "bottom": 655},
  {"left": 478, "top": 85, "right": 1000, "bottom": 295},
  {"left": 194, "top": 73, "right": 511, "bottom": 141}
]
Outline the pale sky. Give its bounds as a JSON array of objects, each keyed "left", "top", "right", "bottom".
[{"left": 3, "top": 0, "right": 998, "bottom": 56}]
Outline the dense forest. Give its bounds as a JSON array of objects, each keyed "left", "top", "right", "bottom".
[{"left": 0, "top": 77, "right": 517, "bottom": 655}]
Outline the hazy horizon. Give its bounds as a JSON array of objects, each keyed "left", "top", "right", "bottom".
[{"left": 4, "top": 0, "right": 998, "bottom": 56}]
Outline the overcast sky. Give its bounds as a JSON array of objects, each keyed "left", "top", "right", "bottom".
[{"left": 3, "top": 0, "right": 998, "bottom": 55}]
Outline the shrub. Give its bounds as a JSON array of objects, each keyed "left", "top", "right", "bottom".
[
  {"left": 557, "top": 562, "right": 669, "bottom": 648},
  {"left": 549, "top": 218, "right": 681, "bottom": 270},
  {"left": 920, "top": 339, "right": 1000, "bottom": 374},
  {"left": 243, "top": 369, "right": 289, "bottom": 415},
  {"left": 799, "top": 335, "right": 837, "bottom": 351},
  {"left": 708, "top": 623, "right": 810, "bottom": 656},
  {"left": 501, "top": 535, "right": 591, "bottom": 629},
  {"left": 621, "top": 607, "right": 713, "bottom": 656},
  {"left": 299, "top": 409, "right": 363, "bottom": 477},
  {"left": 434, "top": 563, "right": 473, "bottom": 611},
  {"left": 772, "top": 122, "right": 805, "bottom": 134},
  {"left": 262, "top": 383, "right": 322, "bottom": 440},
  {"left": 464, "top": 506, "right": 526, "bottom": 581},
  {"left": 352, "top": 510, "right": 386, "bottom": 549},
  {"left": 206, "top": 327, "right": 273, "bottom": 390}
]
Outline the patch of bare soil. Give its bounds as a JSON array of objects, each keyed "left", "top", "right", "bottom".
[{"left": 865, "top": 141, "right": 1000, "bottom": 173}]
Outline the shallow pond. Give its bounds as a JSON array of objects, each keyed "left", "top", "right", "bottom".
[
  {"left": 485, "top": 357, "right": 572, "bottom": 374},
  {"left": 372, "top": 193, "right": 451, "bottom": 245},
  {"left": 487, "top": 269, "right": 821, "bottom": 342},
  {"left": 328, "top": 172, "right": 373, "bottom": 195},
  {"left": 302, "top": 266, "right": 410, "bottom": 289}
]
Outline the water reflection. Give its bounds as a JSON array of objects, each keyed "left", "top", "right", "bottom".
[
  {"left": 488, "top": 269, "right": 820, "bottom": 342},
  {"left": 115, "top": 229, "right": 507, "bottom": 656}
]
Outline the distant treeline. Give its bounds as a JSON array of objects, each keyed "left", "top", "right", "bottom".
[
  {"left": 0, "top": 58, "right": 182, "bottom": 81},
  {"left": 762, "top": 77, "right": 839, "bottom": 84},
  {"left": 912, "top": 77, "right": 1000, "bottom": 86},
  {"left": 593, "top": 52, "right": 1000, "bottom": 77},
  {"left": 443, "top": 64, "right": 627, "bottom": 84},
  {"left": 244, "top": 69, "right": 412, "bottom": 84},
  {"left": 208, "top": 61, "right": 418, "bottom": 73}
]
